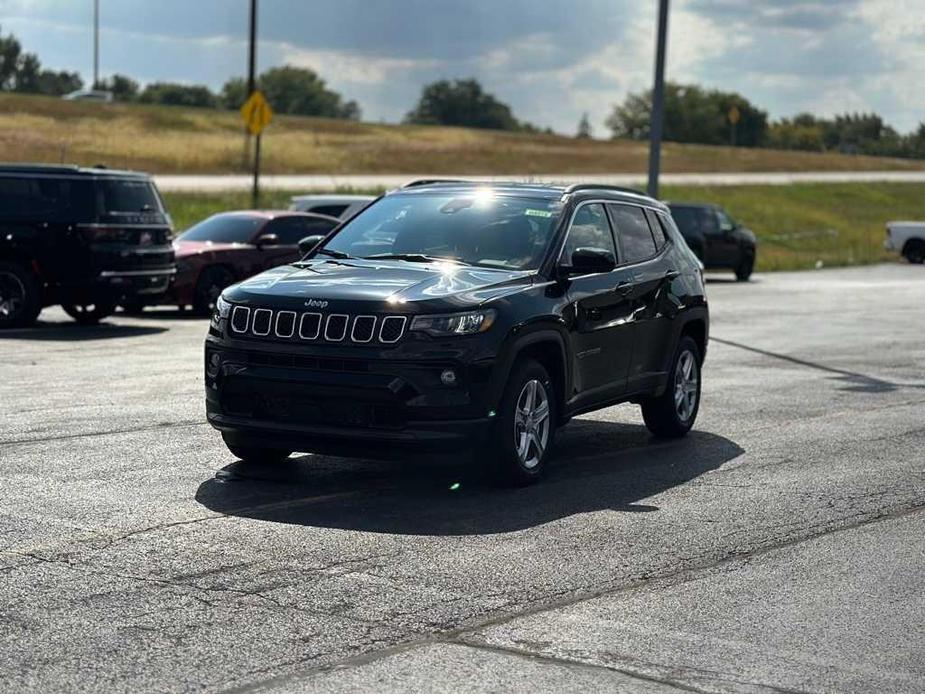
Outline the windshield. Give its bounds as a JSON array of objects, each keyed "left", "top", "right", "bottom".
[
  {"left": 179, "top": 214, "right": 264, "bottom": 243},
  {"left": 319, "top": 192, "right": 563, "bottom": 270}
]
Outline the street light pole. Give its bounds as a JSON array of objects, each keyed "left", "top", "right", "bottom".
[
  {"left": 93, "top": 0, "right": 99, "bottom": 88},
  {"left": 647, "top": 0, "right": 670, "bottom": 199},
  {"left": 248, "top": 0, "right": 260, "bottom": 208}
]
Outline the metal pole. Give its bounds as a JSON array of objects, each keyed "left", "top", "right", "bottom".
[
  {"left": 93, "top": 0, "right": 99, "bottom": 88},
  {"left": 243, "top": 0, "right": 257, "bottom": 171},
  {"left": 249, "top": 0, "right": 259, "bottom": 208},
  {"left": 647, "top": 0, "right": 669, "bottom": 199},
  {"left": 252, "top": 133, "right": 261, "bottom": 208}
]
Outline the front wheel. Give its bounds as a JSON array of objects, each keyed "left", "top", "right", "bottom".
[
  {"left": 642, "top": 336, "right": 702, "bottom": 438},
  {"left": 61, "top": 300, "right": 117, "bottom": 325},
  {"left": 483, "top": 359, "right": 556, "bottom": 486},
  {"left": 222, "top": 432, "right": 291, "bottom": 464},
  {"left": 193, "top": 266, "right": 235, "bottom": 316},
  {"left": 0, "top": 261, "right": 42, "bottom": 329}
]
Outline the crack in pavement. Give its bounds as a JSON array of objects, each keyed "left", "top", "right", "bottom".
[
  {"left": 226, "top": 500, "right": 925, "bottom": 693},
  {"left": 0, "top": 420, "right": 208, "bottom": 447}
]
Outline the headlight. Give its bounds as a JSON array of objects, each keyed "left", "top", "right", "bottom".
[
  {"left": 210, "top": 294, "right": 231, "bottom": 329},
  {"left": 410, "top": 309, "right": 496, "bottom": 337}
]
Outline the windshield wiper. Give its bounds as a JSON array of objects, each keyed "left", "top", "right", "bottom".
[
  {"left": 363, "top": 253, "right": 470, "bottom": 265},
  {"left": 316, "top": 248, "right": 353, "bottom": 259}
]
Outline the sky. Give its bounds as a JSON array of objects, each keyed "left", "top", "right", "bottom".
[{"left": 1, "top": 0, "right": 922, "bottom": 135}]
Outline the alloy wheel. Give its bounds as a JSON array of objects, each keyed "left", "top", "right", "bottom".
[
  {"left": 674, "top": 349, "right": 699, "bottom": 422},
  {"left": 514, "top": 379, "right": 550, "bottom": 469},
  {"left": 0, "top": 271, "right": 25, "bottom": 320}
]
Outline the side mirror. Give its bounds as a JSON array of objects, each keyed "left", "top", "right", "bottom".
[
  {"left": 255, "top": 233, "right": 279, "bottom": 248},
  {"left": 298, "top": 234, "right": 326, "bottom": 256},
  {"left": 563, "top": 247, "right": 616, "bottom": 276}
]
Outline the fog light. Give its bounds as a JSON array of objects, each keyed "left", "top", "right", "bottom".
[{"left": 440, "top": 369, "right": 458, "bottom": 386}]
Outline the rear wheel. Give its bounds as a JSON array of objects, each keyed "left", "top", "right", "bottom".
[
  {"left": 222, "top": 433, "right": 291, "bottom": 464},
  {"left": 61, "top": 300, "right": 117, "bottom": 325},
  {"left": 0, "top": 261, "right": 42, "bottom": 329},
  {"left": 642, "top": 336, "right": 702, "bottom": 438},
  {"left": 483, "top": 359, "right": 556, "bottom": 486},
  {"left": 903, "top": 240, "right": 925, "bottom": 264},
  {"left": 735, "top": 251, "right": 755, "bottom": 281},
  {"left": 193, "top": 266, "right": 235, "bottom": 316}
]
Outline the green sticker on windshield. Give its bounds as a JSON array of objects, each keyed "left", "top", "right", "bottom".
[{"left": 525, "top": 208, "right": 553, "bottom": 218}]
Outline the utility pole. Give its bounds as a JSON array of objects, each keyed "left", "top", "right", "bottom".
[
  {"left": 248, "top": 0, "right": 260, "bottom": 208},
  {"left": 647, "top": 0, "right": 669, "bottom": 199},
  {"left": 93, "top": 0, "right": 100, "bottom": 88}
]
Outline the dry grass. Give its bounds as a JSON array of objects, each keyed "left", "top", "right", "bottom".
[{"left": 4, "top": 93, "right": 924, "bottom": 175}]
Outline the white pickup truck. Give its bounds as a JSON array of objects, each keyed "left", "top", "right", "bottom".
[{"left": 885, "top": 222, "right": 925, "bottom": 264}]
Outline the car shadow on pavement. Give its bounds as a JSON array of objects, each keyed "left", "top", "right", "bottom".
[
  {"left": 195, "top": 420, "right": 744, "bottom": 536},
  {"left": 0, "top": 321, "right": 167, "bottom": 341}
]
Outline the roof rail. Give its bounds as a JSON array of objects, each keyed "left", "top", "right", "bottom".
[
  {"left": 402, "top": 178, "right": 473, "bottom": 188},
  {"left": 564, "top": 183, "right": 646, "bottom": 196}
]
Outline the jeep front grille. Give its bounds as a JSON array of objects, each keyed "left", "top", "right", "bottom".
[{"left": 230, "top": 306, "right": 408, "bottom": 345}]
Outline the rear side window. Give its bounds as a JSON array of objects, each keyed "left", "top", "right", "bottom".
[
  {"left": 644, "top": 209, "right": 669, "bottom": 250},
  {"left": 562, "top": 203, "right": 616, "bottom": 262},
  {"left": 608, "top": 204, "right": 657, "bottom": 263},
  {"left": 0, "top": 176, "right": 95, "bottom": 222}
]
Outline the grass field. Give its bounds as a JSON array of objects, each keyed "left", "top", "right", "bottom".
[
  {"left": 4, "top": 92, "right": 925, "bottom": 175},
  {"left": 162, "top": 182, "right": 923, "bottom": 272}
]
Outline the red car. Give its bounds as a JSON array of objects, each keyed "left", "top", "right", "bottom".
[{"left": 125, "top": 210, "right": 339, "bottom": 314}]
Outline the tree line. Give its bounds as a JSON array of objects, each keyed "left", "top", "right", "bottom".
[
  {"left": 606, "top": 82, "right": 925, "bottom": 160},
  {"left": 1, "top": 26, "right": 922, "bottom": 158}
]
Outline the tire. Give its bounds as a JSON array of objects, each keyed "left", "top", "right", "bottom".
[
  {"left": 193, "top": 266, "right": 235, "bottom": 316},
  {"left": 0, "top": 260, "right": 42, "bottom": 329},
  {"left": 61, "top": 300, "right": 117, "bottom": 325},
  {"left": 735, "top": 252, "right": 755, "bottom": 281},
  {"left": 120, "top": 298, "right": 147, "bottom": 314},
  {"left": 483, "top": 359, "right": 556, "bottom": 487},
  {"left": 903, "top": 241, "right": 925, "bottom": 265},
  {"left": 642, "top": 336, "right": 702, "bottom": 438},
  {"left": 222, "top": 432, "right": 291, "bottom": 464}
]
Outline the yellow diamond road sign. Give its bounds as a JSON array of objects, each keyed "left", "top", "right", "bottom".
[
  {"left": 241, "top": 90, "right": 273, "bottom": 136},
  {"left": 728, "top": 105, "right": 741, "bottom": 125}
]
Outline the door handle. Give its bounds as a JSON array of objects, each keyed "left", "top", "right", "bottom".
[
  {"left": 665, "top": 269, "right": 681, "bottom": 281},
  {"left": 615, "top": 281, "right": 634, "bottom": 296}
]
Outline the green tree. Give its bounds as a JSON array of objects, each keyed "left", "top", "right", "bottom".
[
  {"left": 576, "top": 112, "right": 592, "bottom": 139},
  {"left": 98, "top": 73, "right": 139, "bottom": 101},
  {"left": 138, "top": 82, "right": 218, "bottom": 108},
  {"left": 220, "top": 77, "right": 248, "bottom": 110},
  {"left": 257, "top": 66, "right": 360, "bottom": 119},
  {"left": 405, "top": 78, "right": 520, "bottom": 131},
  {"left": 0, "top": 27, "right": 22, "bottom": 90},
  {"left": 606, "top": 82, "right": 769, "bottom": 147}
]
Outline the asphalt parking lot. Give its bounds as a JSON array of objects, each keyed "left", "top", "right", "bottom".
[{"left": 1, "top": 263, "right": 924, "bottom": 693}]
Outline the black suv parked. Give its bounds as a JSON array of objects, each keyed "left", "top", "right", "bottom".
[
  {"left": 205, "top": 182, "right": 708, "bottom": 485},
  {"left": 668, "top": 202, "right": 756, "bottom": 281},
  {"left": 0, "top": 164, "right": 175, "bottom": 327}
]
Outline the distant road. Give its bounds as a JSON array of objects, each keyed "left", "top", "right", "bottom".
[{"left": 155, "top": 170, "right": 925, "bottom": 193}]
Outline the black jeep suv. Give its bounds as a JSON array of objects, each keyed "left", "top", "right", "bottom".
[
  {"left": 0, "top": 164, "right": 175, "bottom": 327},
  {"left": 205, "top": 182, "right": 708, "bottom": 485},
  {"left": 668, "top": 202, "right": 757, "bottom": 281}
]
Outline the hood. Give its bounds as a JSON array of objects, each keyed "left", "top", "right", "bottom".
[
  {"left": 173, "top": 240, "right": 245, "bottom": 257},
  {"left": 223, "top": 259, "right": 533, "bottom": 312}
]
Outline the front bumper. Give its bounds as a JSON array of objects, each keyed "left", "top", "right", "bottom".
[{"left": 204, "top": 337, "right": 498, "bottom": 455}]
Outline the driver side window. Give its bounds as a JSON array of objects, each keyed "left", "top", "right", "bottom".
[
  {"left": 562, "top": 203, "right": 616, "bottom": 264},
  {"left": 716, "top": 209, "right": 736, "bottom": 232}
]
